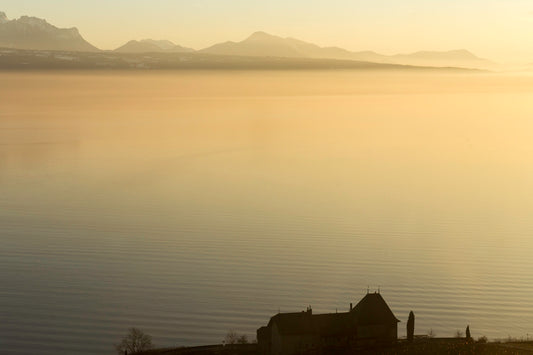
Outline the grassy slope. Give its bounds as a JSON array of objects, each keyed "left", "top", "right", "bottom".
[{"left": 138, "top": 340, "right": 533, "bottom": 354}]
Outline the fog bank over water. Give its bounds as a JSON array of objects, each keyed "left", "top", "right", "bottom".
[{"left": 1, "top": 71, "right": 533, "bottom": 354}]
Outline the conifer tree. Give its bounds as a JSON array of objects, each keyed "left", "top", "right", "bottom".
[{"left": 407, "top": 311, "right": 415, "bottom": 342}]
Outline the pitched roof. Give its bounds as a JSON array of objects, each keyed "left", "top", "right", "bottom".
[
  {"left": 266, "top": 293, "right": 399, "bottom": 336},
  {"left": 269, "top": 311, "right": 356, "bottom": 336},
  {"left": 268, "top": 311, "right": 317, "bottom": 335},
  {"left": 351, "top": 292, "right": 400, "bottom": 325}
]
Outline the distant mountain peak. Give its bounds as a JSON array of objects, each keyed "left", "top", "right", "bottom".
[
  {"left": 246, "top": 31, "right": 281, "bottom": 41},
  {"left": 0, "top": 12, "right": 98, "bottom": 52},
  {"left": 249, "top": 31, "right": 271, "bottom": 37},
  {"left": 395, "top": 49, "right": 486, "bottom": 63},
  {"left": 17, "top": 15, "right": 54, "bottom": 30},
  {"left": 13, "top": 15, "right": 80, "bottom": 34},
  {"left": 140, "top": 39, "right": 177, "bottom": 50},
  {"left": 114, "top": 38, "right": 193, "bottom": 53},
  {"left": 0, "top": 11, "right": 8, "bottom": 24},
  {"left": 447, "top": 49, "right": 477, "bottom": 58}
]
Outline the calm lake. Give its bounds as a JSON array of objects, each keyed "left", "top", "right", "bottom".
[{"left": 1, "top": 70, "right": 533, "bottom": 354}]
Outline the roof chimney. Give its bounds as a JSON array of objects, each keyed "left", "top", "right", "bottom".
[{"left": 350, "top": 303, "right": 353, "bottom": 311}]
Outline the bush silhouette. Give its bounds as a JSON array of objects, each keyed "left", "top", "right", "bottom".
[{"left": 477, "top": 336, "right": 488, "bottom": 344}]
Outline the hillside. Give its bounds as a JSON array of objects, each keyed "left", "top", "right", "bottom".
[{"left": 137, "top": 340, "right": 533, "bottom": 355}]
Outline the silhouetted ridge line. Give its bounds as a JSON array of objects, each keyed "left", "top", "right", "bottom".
[{"left": 0, "top": 11, "right": 496, "bottom": 68}]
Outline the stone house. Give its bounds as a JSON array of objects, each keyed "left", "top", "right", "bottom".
[{"left": 257, "top": 292, "right": 399, "bottom": 355}]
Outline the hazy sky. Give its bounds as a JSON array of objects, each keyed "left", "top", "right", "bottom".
[{"left": 2, "top": 0, "right": 533, "bottom": 63}]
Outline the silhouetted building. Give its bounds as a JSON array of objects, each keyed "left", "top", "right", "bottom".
[{"left": 257, "top": 292, "right": 399, "bottom": 355}]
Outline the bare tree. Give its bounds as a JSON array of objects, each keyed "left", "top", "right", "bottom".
[
  {"left": 115, "top": 328, "right": 154, "bottom": 355},
  {"left": 224, "top": 330, "right": 239, "bottom": 345},
  {"left": 224, "top": 330, "right": 249, "bottom": 346},
  {"left": 455, "top": 330, "right": 464, "bottom": 338}
]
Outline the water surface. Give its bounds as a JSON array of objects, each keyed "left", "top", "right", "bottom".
[{"left": 1, "top": 71, "right": 533, "bottom": 354}]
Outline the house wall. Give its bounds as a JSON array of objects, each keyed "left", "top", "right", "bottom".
[
  {"left": 271, "top": 323, "right": 320, "bottom": 355},
  {"left": 390, "top": 322, "right": 398, "bottom": 340},
  {"left": 320, "top": 334, "right": 355, "bottom": 353},
  {"left": 282, "top": 334, "right": 318, "bottom": 355},
  {"left": 356, "top": 323, "right": 397, "bottom": 344},
  {"left": 257, "top": 326, "right": 271, "bottom": 355}
]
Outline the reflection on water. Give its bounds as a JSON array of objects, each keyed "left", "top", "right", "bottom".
[{"left": 1, "top": 71, "right": 533, "bottom": 354}]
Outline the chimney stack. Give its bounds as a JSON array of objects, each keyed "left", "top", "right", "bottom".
[{"left": 350, "top": 303, "right": 353, "bottom": 311}]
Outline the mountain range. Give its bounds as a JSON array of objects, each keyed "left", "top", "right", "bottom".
[
  {"left": 199, "top": 31, "right": 495, "bottom": 69},
  {"left": 0, "top": 11, "right": 495, "bottom": 69}
]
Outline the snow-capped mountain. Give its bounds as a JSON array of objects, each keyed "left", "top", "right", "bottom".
[{"left": 0, "top": 11, "right": 99, "bottom": 52}]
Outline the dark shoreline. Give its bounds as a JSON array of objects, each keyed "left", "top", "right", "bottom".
[{"left": 0, "top": 47, "right": 481, "bottom": 72}]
